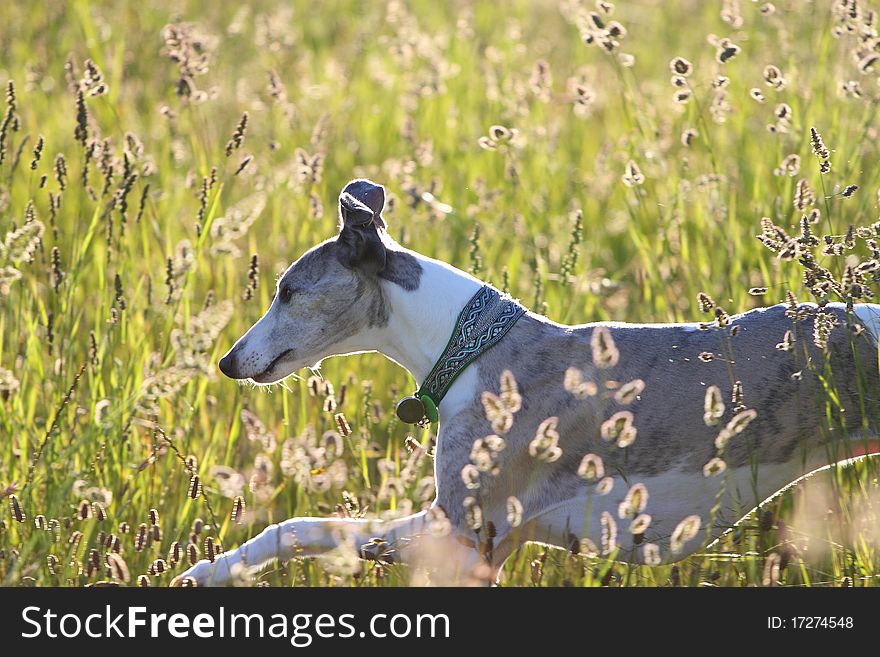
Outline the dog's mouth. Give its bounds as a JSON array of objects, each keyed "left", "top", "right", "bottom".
[{"left": 252, "top": 348, "right": 295, "bottom": 384}]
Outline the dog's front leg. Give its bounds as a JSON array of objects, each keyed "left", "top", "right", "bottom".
[{"left": 171, "top": 510, "right": 461, "bottom": 586}]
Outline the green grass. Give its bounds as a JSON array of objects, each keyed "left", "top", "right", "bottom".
[{"left": 1, "top": 0, "right": 879, "bottom": 587}]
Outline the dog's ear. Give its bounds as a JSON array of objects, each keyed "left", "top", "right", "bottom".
[
  {"left": 339, "top": 179, "right": 387, "bottom": 230},
  {"left": 336, "top": 180, "right": 387, "bottom": 275}
]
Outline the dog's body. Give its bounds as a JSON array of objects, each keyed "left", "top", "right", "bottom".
[{"left": 175, "top": 179, "right": 880, "bottom": 586}]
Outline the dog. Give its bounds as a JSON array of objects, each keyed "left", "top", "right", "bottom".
[{"left": 173, "top": 178, "right": 880, "bottom": 586}]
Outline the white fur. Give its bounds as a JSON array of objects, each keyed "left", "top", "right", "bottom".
[
  {"left": 355, "top": 253, "right": 483, "bottom": 383},
  {"left": 855, "top": 303, "right": 880, "bottom": 344}
]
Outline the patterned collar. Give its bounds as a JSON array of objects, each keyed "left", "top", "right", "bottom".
[{"left": 395, "top": 285, "right": 527, "bottom": 425}]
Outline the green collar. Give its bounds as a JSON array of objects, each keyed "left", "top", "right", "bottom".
[{"left": 395, "top": 285, "right": 527, "bottom": 425}]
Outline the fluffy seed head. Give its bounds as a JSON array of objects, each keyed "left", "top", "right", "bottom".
[
  {"left": 600, "top": 511, "right": 617, "bottom": 554},
  {"left": 715, "top": 408, "right": 757, "bottom": 449},
  {"left": 506, "top": 496, "right": 523, "bottom": 528},
  {"left": 630, "top": 513, "right": 652, "bottom": 535},
  {"left": 622, "top": 160, "right": 645, "bottom": 187},
  {"left": 481, "top": 391, "right": 514, "bottom": 434},
  {"left": 232, "top": 495, "right": 246, "bottom": 524},
  {"left": 618, "top": 482, "right": 649, "bottom": 519},
  {"left": 563, "top": 367, "right": 597, "bottom": 398},
  {"left": 529, "top": 417, "right": 562, "bottom": 462},
  {"left": 600, "top": 410, "right": 636, "bottom": 447},
  {"left": 643, "top": 543, "right": 662, "bottom": 566},
  {"left": 590, "top": 326, "right": 620, "bottom": 368},
  {"left": 670, "top": 57, "right": 693, "bottom": 76},
  {"left": 499, "top": 370, "right": 522, "bottom": 413},
  {"left": 703, "top": 385, "right": 725, "bottom": 426},
  {"left": 703, "top": 457, "right": 727, "bottom": 477},
  {"left": 597, "top": 476, "right": 614, "bottom": 495},
  {"left": 670, "top": 514, "right": 702, "bottom": 554},
  {"left": 614, "top": 378, "right": 644, "bottom": 405},
  {"left": 577, "top": 453, "right": 605, "bottom": 481}
]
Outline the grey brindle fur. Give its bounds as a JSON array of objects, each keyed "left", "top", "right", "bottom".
[{"left": 175, "top": 178, "right": 880, "bottom": 586}]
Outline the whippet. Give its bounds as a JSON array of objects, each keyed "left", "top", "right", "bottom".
[{"left": 174, "top": 178, "right": 880, "bottom": 586}]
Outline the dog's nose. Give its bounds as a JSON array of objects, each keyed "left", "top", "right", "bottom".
[{"left": 218, "top": 351, "right": 238, "bottom": 378}]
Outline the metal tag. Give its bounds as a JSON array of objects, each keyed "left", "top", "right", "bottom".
[{"left": 395, "top": 395, "right": 426, "bottom": 424}]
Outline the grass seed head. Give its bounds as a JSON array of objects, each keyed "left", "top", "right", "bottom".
[
  {"left": 619, "top": 482, "right": 649, "bottom": 519},
  {"left": 590, "top": 326, "right": 620, "bottom": 368},
  {"left": 334, "top": 412, "right": 352, "bottom": 436},
  {"left": 188, "top": 474, "right": 201, "bottom": 499},
  {"left": 499, "top": 369, "right": 522, "bottom": 413},
  {"left": 9, "top": 494, "right": 24, "bottom": 522},
  {"left": 697, "top": 292, "right": 715, "bottom": 313},
  {"left": 481, "top": 391, "right": 514, "bottom": 434},
  {"left": 463, "top": 496, "right": 483, "bottom": 532},
  {"left": 703, "top": 457, "right": 727, "bottom": 477},
  {"left": 528, "top": 417, "right": 562, "bottom": 462},
  {"left": 670, "top": 57, "right": 693, "bottom": 76},
  {"left": 670, "top": 514, "right": 702, "bottom": 554},
  {"left": 168, "top": 541, "right": 182, "bottom": 566},
  {"left": 622, "top": 159, "right": 645, "bottom": 187},
  {"left": 600, "top": 410, "right": 636, "bottom": 446},
  {"left": 600, "top": 511, "right": 617, "bottom": 554},
  {"left": 578, "top": 453, "right": 605, "bottom": 481},
  {"left": 506, "top": 496, "right": 523, "bottom": 527},
  {"left": 187, "top": 542, "right": 199, "bottom": 566},
  {"left": 614, "top": 378, "right": 645, "bottom": 405},
  {"left": 630, "top": 513, "right": 652, "bottom": 535},
  {"left": 232, "top": 495, "right": 246, "bottom": 524},
  {"left": 703, "top": 385, "right": 725, "bottom": 426},
  {"left": 643, "top": 543, "right": 661, "bottom": 566}
]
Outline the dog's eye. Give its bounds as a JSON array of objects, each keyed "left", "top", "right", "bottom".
[{"left": 278, "top": 286, "right": 295, "bottom": 304}]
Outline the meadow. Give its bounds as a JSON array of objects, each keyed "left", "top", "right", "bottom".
[{"left": 1, "top": 0, "right": 880, "bottom": 587}]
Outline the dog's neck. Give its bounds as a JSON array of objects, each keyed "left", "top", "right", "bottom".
[{"left": 375, "top": 250, "right": 483, "bottom": 386}]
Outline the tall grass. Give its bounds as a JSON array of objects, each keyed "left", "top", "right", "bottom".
[{"left": 1, "top": 0, "right": 879, "bottom": 586}]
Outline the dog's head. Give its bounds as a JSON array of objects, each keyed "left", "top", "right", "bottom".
[{"left": 218, "top": 178, "right": 421, "bottom": 384}]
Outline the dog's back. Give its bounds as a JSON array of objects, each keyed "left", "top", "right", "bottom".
[{"left": 447, "top": 301, "right": 880, "bottom": 558}]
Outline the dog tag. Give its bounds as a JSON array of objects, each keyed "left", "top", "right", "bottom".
[{"left": 396, "top": 396, "right": 426, "bottom": 424}]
